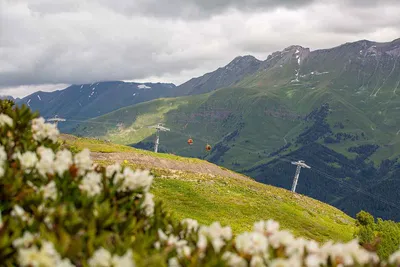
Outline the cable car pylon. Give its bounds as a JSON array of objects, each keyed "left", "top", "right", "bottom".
[
  {"left": 290, "top": 160, "right": 311, "bottom": 193},
  {"left": 47, "top": 115, "right": 66, "bottom": 128},
  {"left": 149, "top": 123, "right": 170, "bottom": 153}
]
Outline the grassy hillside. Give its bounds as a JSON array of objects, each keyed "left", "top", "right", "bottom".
[
  {"left": 60, "top": 135, "right": 355, "bottom": 242},
  {"left": 69, "top": 40, "right": 400, "bottom": 222}
]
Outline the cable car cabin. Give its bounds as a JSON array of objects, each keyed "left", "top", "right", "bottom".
[
  {"left": 187, "top": 138, "right": 193, "bottom": 145},
  {"left": 205, "top": 144, "right": 212, "bottom": 151}
]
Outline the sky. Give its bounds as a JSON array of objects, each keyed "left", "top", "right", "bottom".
[{"left": 1, "top": 0, "right": 400, "bottom": 97}]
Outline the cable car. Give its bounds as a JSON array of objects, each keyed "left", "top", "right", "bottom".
[
  {"left": 187, "top": 138, "right": 193, "bottom": 145},
  {"left": 205, "top": 144, "right": 212, "bottom": 151}
]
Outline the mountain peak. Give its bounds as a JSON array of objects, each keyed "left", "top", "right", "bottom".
[
  {"left": 227, "top": 55, "right": 260, "bottom": 66},
  {"left": 283, "top": 45, "right": 306, "bottom": 52}
]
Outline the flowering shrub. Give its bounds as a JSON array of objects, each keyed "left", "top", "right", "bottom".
[{"left": 1, "top": 99, "right": 400, "bottom": 266}]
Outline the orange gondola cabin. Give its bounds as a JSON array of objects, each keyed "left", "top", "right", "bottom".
[
  {"left": 187, "top": 138, "right": 193, "bottom": 145},
  {"left": 205, "top": 144, "right": 212, "bottom": 151}
]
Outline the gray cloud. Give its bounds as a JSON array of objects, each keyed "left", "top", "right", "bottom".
[
  {"left": 24, "top": 0, "right": 317, "bottom": 19},
  {"left": 1, "top": 0, "right": 400, "bottom": 97},
  {"left": 96, "top": 0, "right": 317, "bottom": 19}
]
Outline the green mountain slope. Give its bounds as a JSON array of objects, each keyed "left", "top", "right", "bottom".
[
  {"left": 71, "top": 38, "right": 400, "bottom": 221},
  {"left": 60, "top": 134, "right": 355, "bottom": 242}
]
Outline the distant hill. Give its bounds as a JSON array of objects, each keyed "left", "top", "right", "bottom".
[
  {"left": 71, "top": 38, "right": 400, "bottom": 222},
  {"left": 0, "top": 95, "right": 20, "bottom": 101},
  {"left": 18, "top": 81, "right": 176, "bottom": 131}
]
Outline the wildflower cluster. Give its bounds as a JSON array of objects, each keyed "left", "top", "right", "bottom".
[
  {"left": 154, "top": 217, "right": 399, "bottom": 267},
  {"left": 1, "top": 100, "right": 400, "bottom": 266},
  {"left": 0, "top": 102, "right": 164, "bottom": 266}
]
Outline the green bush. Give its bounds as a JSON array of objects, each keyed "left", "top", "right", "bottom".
[
  {"left": 2, "top": 99, "right": 400, "bottom": 266},
  {"left": 355, "top": 211, "right": 400, "bottom": 260}
]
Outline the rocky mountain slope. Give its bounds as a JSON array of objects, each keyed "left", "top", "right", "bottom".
[{"left": 172, "top": 55, "right": 262, "bottom": 96}]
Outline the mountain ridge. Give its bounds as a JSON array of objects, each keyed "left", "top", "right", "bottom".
[
  {"left": 69, "top": 37, "right": 400, "bottom": 222},
  {"left": 18, "top": 81, "right": 177, "bottom": 131}
]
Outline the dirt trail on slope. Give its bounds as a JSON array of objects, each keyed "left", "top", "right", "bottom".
[{"left": 91, "top": 152, "right": 250, "bottom": 180}]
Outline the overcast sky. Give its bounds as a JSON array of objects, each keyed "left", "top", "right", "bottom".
[{"left": 1, "top": 0, "right": 400, "bottom": 97}]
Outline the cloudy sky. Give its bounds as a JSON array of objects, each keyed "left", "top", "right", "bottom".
[{"left": 1, "top": 0, "right": 400, "bottom": 97}]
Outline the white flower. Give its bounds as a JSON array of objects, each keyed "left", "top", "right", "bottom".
[
  {"left": 181, "top": 218, "right": 199, "bottom": 234},
  {"left": 36, "top": 146, "right": 55, "bottom": 176},
  {"left": 41, "top": 242, "right": 59, "bottom": 260},
  {"left": 166, "top": 235, "right": 180, "bottom": 247},
  {"left": 0, "top": 113, "right": 13, "bottom": 127},
  {"left": 27, "top": 181, "right": 39, "bottom": 191},
  {"left": 269, "top": 258, "right": 292, "bottom": 267},
  {"left": 41, "top": 181, "right": 57, "bottom": 200},
  {"left": 79, "top": 172, "right": 102, "bottom": 197},
  {"left": 200, "top": 222, "right": 232, "bottom": 240},
  {"left": 389, "top": 250, "right": 400, "bottom": 265},
  {"left": 32, "top": 117, "right": 59, "bottom": 143},
  {"left": 13, "top": 232, "right": 37, "bottom": 248},
  {"left": 345, "top": 240, "right": 378, "bottom": 265},
  {"left": 235, "top": 232, "right": 268, "bottom": 256},
  {"left": 197, "top": 234, "right": 208, "bottom": 251},
  {"left": 58, "top": 258, "right": 75, "bottom": 267},
  {"left": 18, "top": 151, "right": 38, "bottom": 171},
  {"left": 106, "top": 163, "right": 122, "bottom": 178},
  {"left": 177, "top": 245, "right": 192, "bottom": 259},
  {"left": 222, "top": 252, "right": 247, "bottom": 267},
  {"left": 0, "top": 145, "right": 6, "bottom": 163},
  {"left": 74, "top": 149, "right": 93, "bottom": 175},
  {"left": 197, "top": 222, "right": 232, "bottom": 253},
  {"left": 12, "top": 205, "right": 26, "bottom": 217},
  {"left": 11, "top": 205, "right": 30, "bottom": 222},
  {"left": 158, "top": 229, "right": 168, "bottom": 242},
  {"left": 17, "top": 241, "right": 63, "bottom": 267},
  {"left": 111, "top": 250, "right": 135, "bottom": 267},
  {"left": 305, "top": 240, "right": 319, "bottom": 254},
  {"left": 254, "top": 220, "right": 280, "bottom": 236},
  {"left": 285, "top": 237, "right": 309, "bottom": 257},
  {"left": 268, "top": 230, "right": 294, "bottom": 249},
  {"left": 211, "top": 238, "right": 225, "bottom": 253},
  {"left": 54, "top": 149, "right": 73, "bottom": 176},
  {"left": 141, "top": 193, "right": 155, "bottom": 217},
  {"left": 250, "top": 255, "right": 265, "bottom": 267},
  {"left": 88, "top": 247, "right": 112, "bottom": 267},
  {"left": 119, "top": 168, "right": 153, "bottom": 193},
  {"left": 168, "top": 257, "right": 181, "bottom": 267},
  {"left": 44, "top": 216, "right": 53, "bottom": 229},
  {"left": 18, "top": 246, "right": 55, "bottom": 267},
  {"left": 305, "top": 254, "right": 325, "bottom": 267},
  {"left": 319, "top": 241, "right": 353, "bottom": 266}
]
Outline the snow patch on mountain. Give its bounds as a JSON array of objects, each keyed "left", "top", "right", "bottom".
[{"left": 138, "top": 84, "right": 151, "bottom": 89}]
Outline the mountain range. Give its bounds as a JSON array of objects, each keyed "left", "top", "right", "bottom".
[{"left": 18, "top": 37, "right": 400, "bottom": 221}]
